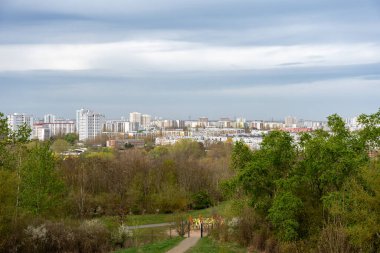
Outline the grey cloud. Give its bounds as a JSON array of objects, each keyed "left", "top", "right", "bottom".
[
  {"left": 1, "top": 62, "right": 379, "bottom": 119},
  {"left": 1, "top": 0, "right": 380, "bottom": 45},
  {"left": 0, "top": 0, "right": 379, "bottom": 119}
]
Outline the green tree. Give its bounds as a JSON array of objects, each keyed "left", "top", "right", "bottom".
[
  {"left": 231, "top": 131, "right": 296, "bottom": 213},
  {"left": 226, "top": 113, "right": 372, "bottom": 244},
  {"left": 191, "top": 190, "right": 212, "bottom": 210},
  {"left": 322, "top": 110, "right": 380, "bottom": 251},
  {"left": 358, "top": 108, "right": 380, "bottom": 152},
  {"left": 20, "top": 142, "right": 66, "bottom": 216},
  {"left": 0, "top": 170, "right": 18, "bottom": 245},
  {"left": 0, "top": 112, "right": 32, "bottom": 246},
  {"left": 169, "top": 139, "right": 205, "bottom": 161},
  {"left": 51, "top": 139, "right": 70, "bottom": 154},
  {"left": 298, "top": 114, "right": 367, "bottom": 198},
  {"left": 64, "top": 133, "right": 78, "bottom": 145},
  {"left": 268, "top": 192, "right": 303, "bottom": 241},
  {"left": 283, "top": 114, "right": 368, "bottom": 239},
  {"left": 230, "top": 141, "right": 253, "bottom": 172}
]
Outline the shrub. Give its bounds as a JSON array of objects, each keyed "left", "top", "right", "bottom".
[
  {"left": 75, "top": 219, "right": 111, "bottom": 252},
  {"left": 111, "top": 224, "right": 132, "bottom": 249},
  {"left": 317, "top": 223, "right": 354, "bottom": 253},
  {"left": 191, "top": 191, "right": 212, "bottom": 210},
  {"left": 9, "top": 219, "right": 111, "bottom": 253}
]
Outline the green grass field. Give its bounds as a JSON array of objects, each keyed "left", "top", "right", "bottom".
[
  {"left": 186, "top": 237, "right": 247, "bottom": 253},
  {"left": 130, "top": 201, "right": 228, "bottom": 225},
  {"left": 101, "top": 201, "right": 229, "bottom": 228},
  {"left": 114, "top": 237, "right": 183, "bottom": 253}
]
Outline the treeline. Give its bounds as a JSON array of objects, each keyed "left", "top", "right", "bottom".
[
  {"left": 59, "top": 140, "right": 232, "bottom": 217},
  {"left": 217, "top": 110, "right": 380, "bottom": 252},
  {"left": 0, "top": 111, "right": 233, "bottom": 252}
]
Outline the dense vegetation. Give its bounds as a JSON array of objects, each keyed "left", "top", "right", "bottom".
[
  {"left": 219, "top": 109, "right": 380, "bottom": 252},
  {"left": 0, "top": 111, "right": 232, "bottom": 252},
  {"left": 1, "top": 109, "right": 379, "bottom": 253}
]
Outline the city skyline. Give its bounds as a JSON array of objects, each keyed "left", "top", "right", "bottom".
[
  {"left": 2, "top": 109, "right": 331, "bottom": 122},
  {"left": 1, "top": 0, "right": 380, "bottom": 119}
]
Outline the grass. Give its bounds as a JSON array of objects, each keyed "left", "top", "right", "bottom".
[
  {"left": 129, "top": 226, "right": 171, "bottom": 242},
  {"left": 101, "top": 201, "right": 230, "bottom": 227},
  {"left": 114, "top": 236, "right": 183, "bottom": 253},
  {"left": 102, "top": 202, "right": 231, "bottom": 252},
  {"left": 186, "top": 237, "right": 247, "bottom": 253}
]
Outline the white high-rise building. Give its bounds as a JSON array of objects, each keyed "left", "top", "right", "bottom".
[
  {"left": 7, "top": 113, "right": 33, "bottom": 132},
  {"left": 44, "top": 114, "right": 56, "bottom": 123},
  {"left": 32, "top": 123, "right": 51, "bottom": 141},
  {"left": 285, "top": 116, "right": 297, "bottom": 128},
  {"left": 76, "top": 109, "right": 85, "bottom": 133},
  {"left": 236, "top": 117, "right": 246, "bottom": 128},
  {"left": 198, "top": 117, "right": 208, "bottom": 128},
  {"left": 104, "top": 119, "right": 130, "bottom": 133},
  {"left": 129, "top": 112, "right": 142, "bottom": 124},
  {"left": 141, "top": 114, "right": 151, "bottom": 128},
  {"left": 129, "top": 112, "right": 142, "bottom": 131},
  {"left": 47, "top": 119, "right": 76, "bottom": 136},
  {"left": 76, "top": 109, "right": 105, "bottom": 141}
]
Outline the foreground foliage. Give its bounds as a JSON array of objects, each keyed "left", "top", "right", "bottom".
[
  {"left": 115, "top": 237, "right": 183, "bottom": 253},
  {"left": 0, "top": 111, "right": 232, "bottom": 252},
  {"left": 224, "top": 109, "right": 380, "bottom": 252}
]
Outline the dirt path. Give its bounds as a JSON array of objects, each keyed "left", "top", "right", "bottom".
[{"left": 166, "top": 230, "right": 203, "bottom": 253}]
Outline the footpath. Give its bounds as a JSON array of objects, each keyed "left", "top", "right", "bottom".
[
  {"left": 166, "top": 230, "right": 202, "bottom": 253},
  {"left": 126, "top": 222, "right": 204, "bottom": 253}
]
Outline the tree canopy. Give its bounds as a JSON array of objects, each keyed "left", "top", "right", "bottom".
[{"left": 227, "top": 109, "right": 380, "bottom": 250}]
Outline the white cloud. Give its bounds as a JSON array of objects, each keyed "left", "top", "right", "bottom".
[
  {"left": 0, "top": 40, "right": 379, "bottom": 72},
  {"left": 3, "top": 0, "right": 224, "bottom": 16}
]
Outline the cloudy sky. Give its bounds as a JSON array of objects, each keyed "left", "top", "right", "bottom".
[{"left": 0, "top": 0, "right": 379, "bottom": 120}]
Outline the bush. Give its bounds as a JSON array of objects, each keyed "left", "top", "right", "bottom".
[
  {"left": 191, "top": 191, "right": 212, "bottom": 210},
  {"left": 0, "top": 217, "right": 28, "bottom": 253},
  {"left": 111, "top": 224, "right": 131, "bottom": 249},
  {"left": 279, "top": 240, "right": 312, "bottom": 253},
  {"left": 173, "top": 214, "right": 190, "bottom": 237},
  {"left": 4, "top": 219, "right": 111, "bottom": 253},
  {"left": 75, "top": 219, "right": 111, "bottom": 252},
  {"left": 154, "top": 187, "right": 189, "bottom": 213},
  {"left": 317, "top": 223, "right": 354, "bottom": 253}
]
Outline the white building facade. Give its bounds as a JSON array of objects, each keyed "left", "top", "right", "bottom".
[
  {"left": 44, "top": 114, "right": 56, "bottom": 123},
  {"left": 76, "top": 109, "right": 105, "bottom": 141},
  {"left": 7, "top": 113, "right": 34, "bottom": 132},
  {"left": 141, "top": 114, "right": 151, "bottom": 129}
]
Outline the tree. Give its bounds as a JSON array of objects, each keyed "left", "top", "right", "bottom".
[
  {"left": 124, "top": 143, "right": 134, "bottom": 149},
  {"left": 231, "top": 131, "right": 296, "bottom": 213},
  {"left": 169, "top": 139, "right": 205, "bottom": 161},
  {"left": 64, "top": 133, "right": 78, "bottom": 146},
  {"left": 358, "top": 108, "right": 380, "bottom": 152},
  {"left": 319, "top": 158, "right": 380, "bottom": 252},
  {"left": 0, "top": 112, "right": 32, "bottom": 246},
  {"left": 0, "top": 170, "right": 18, "bottom": 244},
  {"left": 298, "top": 114, "right": 367, "bottom": 198},
  {"left": 230, "top": 141, "right": 253, "bottom": 172},
  {"left": 0, "top": 113, "right": 10, "bottom": 170},
  {"left": 226, "top": 113, "right": 373, "bottom": 244},
  {"left": 268, "top": 192, "right": 303, "bottom": 241},
  {"left": 191, "top": 190, "right": 212, "bottom": 210},
  {"left": 20, "top": 143, "right": 66, "bottom": 216},
  {"left": 51, "top": 139, "right": 70, "bottom": 154}
]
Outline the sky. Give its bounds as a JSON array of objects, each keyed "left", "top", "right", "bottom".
[{"left": 0, "top": 0, "right": 379, "bottom": 120}]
